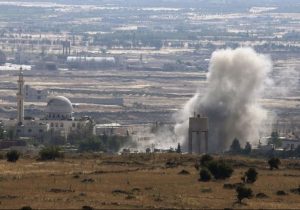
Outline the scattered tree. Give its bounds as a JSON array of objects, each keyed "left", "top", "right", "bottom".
[
  {"left": 243, "top": 168, "right": 258, "bottom": 183},
  {"left": 243, "top": 142, "right": 252, "bottom": 155},
  {"left": 6, "top": 150, "right": 20, "bottom": 162},
  {"left": 268, "top": 157, "right": 281, "bottom": 170},
  {"left": 230, "top": 138, "right": 242, "bottom": 154},
  {"left": 207, "top": 160, "right": 234, "bottom": 180},
  {"left": 79, "top": 137, "right": 104, "bottom": 152},
  {"left": 176, "top": 143, "right": 181, "bottom": 153},
  {"left": 146, "top": 148, "right": 151, "bottom": 153},
  {"left": 268, "top": 131, "right": 282, "bottom": 148},
  {"left": 199, "top": 168, "right": 212, "bottom": 182},
  {"left": 236, "top": 185, "right": 253, "bottom": 203},
  {"left": 200, "top": 154, "right": 214, "bottom": 167},
  {"left": 39, "top": 146, "right": 62, "bottom": 160}
]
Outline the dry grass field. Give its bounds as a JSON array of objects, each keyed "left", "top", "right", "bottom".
[{"left": 0, "top": 153, "right": 300, "bottom": 209}]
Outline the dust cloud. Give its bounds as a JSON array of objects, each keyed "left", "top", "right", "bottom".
[{"left": 174, "top": 48, "right": 273, "bottom": 152}]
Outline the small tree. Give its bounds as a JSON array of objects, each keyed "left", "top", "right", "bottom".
[
  {"left": 79, "top": 137, "right": 104, "bottom": 152},
  {"left": 200, "top": 154, "right": 213, "bottom": 167},
  {"left": 268, "top": 131, "right": 282, "bottom": 148},
  {"left": 199, "top": 168, "right": 212, "bottom": 182},
  {"left": 236, "top": 185, "right": 253, "bottom": 203},
  {"left": 268, "top": 157, "right": 280, "bottom": 170},
  {"left": 176, "top": 143, "right": 181, "bottom": 153},
  {"left": 244, "top": 168, "right": 258, "bottom": 183},
  {"left": 243, "top": 142, "right": 252, "bottom": 155},
  {"left": 6, "top": 150, "right": 20, "bottom": 162},
  {"left": 207, "top": 160, "right": 233, "bottom": 180},
  {"left": 230, "top": 138, "right": 241, "bottom": 154},
  {"left": 39, "top": 146, "right": 62, "bottom": 160}
]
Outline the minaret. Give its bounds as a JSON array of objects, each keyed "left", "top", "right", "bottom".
[{"left": 16, "top": 67, "right": 24, "bottom": 124}]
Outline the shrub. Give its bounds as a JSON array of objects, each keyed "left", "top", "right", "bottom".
[
  {"left": 199, "top": 168, "right": 212, "bottom": 182},
  {"left": 200, "top": 154, "right": 213, "bottom": 167},
  {"left": 236, "top": 186, "right": 253, "bottom": 203},
  {"left": 223, "top": 183, "right": 244, "bottom": 190},
  {"left": 39, "top": 146, "right": 62, "bottom": 160},
  {"left": 268, "top": 157, "right": 280, "bottom": 170},
  {"left": 290, "top": 185, "right": 300, "bottom": 195},
  {"left": 244, "top": 168, "right": 258, "bottom": 183},
  {"left": 276, "top": 190, "right": 287, "bottom": 196},
  {"left": 20, "top": 206, "right": 32, "bottom": 210},
  {"left": 178, "top": 169, "right": 190, "bottom": 175},
  {"left": 6, "top": 150, "right": 20, "bottom": 162},
  {"left": 82, "top": 206, "right": 94, "bottom": 210},
  {"left": 207, "top": 160, "right": 233, "bottom": 180},
  {"left": 79, "top": 137, "right": 104, "bottom": 152}
]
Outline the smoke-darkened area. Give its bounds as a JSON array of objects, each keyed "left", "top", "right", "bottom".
[{"left": 175, "top": 48, "right": 273, "bottom": 152}]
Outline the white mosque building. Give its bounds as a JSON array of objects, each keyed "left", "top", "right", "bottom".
[{"left": 14, "top": 68, "right": 91, "bottom": 140}]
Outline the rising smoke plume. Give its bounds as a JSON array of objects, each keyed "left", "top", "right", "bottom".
[{"left": 174, "top": 48, "right": 272, "bottom": 152}]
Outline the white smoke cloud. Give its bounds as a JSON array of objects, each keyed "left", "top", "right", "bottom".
[{"left": 174, "top": 48, "right": 273, "bottom": 152}]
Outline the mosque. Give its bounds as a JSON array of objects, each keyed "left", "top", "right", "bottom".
[{"left": 14, "top": 68, "right": 91, "bottom": 140}]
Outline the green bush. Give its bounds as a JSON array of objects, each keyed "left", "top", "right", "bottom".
[
  {"left": 6, "top": 150, "right": 20, "bottom": 162},
  {"left": 200, "top": 154, "right": 213, "bottom": 167},
  {"left": 207, "top": 160, "right": 233, "bottom": 180},
  {"left": 79, "top": 137, "right": 104, "bottom": 152},
  {"left": 236, "top": 185, "right": 253, "bottom": 203},
  {"left": 268, "top": 157, "right": 280, "bottom": 170},
  {"left": 199, "top": 168, "right": 212, "bottom": 182},
  {"left": 244, "top": 168, "right": 258, "bottom": 183},
  {"left": 39, "top": 146, "right": 62, "bottom": 160}
]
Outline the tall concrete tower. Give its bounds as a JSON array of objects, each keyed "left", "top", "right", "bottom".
[
  {"left": 16, "top": 67, "right": 24, "bottom": 124},
  {"left": 188, "top": 114, "right": 209, "bottom": 154}
]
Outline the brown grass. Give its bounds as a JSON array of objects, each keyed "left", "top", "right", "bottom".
[{"left": 0, "top": 154, "right": 299, "bottom": 209}]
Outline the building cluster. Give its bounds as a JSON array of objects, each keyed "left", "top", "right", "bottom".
[
  {"left": 0, "top": 68, "right": 137, "bottom": 151},
  {"left": 3, "top": 68, "right": 92, "bottom": 142}
]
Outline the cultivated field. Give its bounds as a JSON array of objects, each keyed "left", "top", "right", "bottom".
[{"left": 0, "top": 154, "right": 300, "bottom": 209}]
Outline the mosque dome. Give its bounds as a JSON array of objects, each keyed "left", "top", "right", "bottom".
[{"left": 45, "top": 96, "right": 73, "bottom": 120}]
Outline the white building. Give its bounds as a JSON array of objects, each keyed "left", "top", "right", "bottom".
[
  {"left": 281, "top": 137, "right": 300, "bottom": 150},
  {"left": 93, "top": 123, "right": 131, "bottom": 136},
  {"left": 12, "top": 68, "right": 91, "bottom": 140}
]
